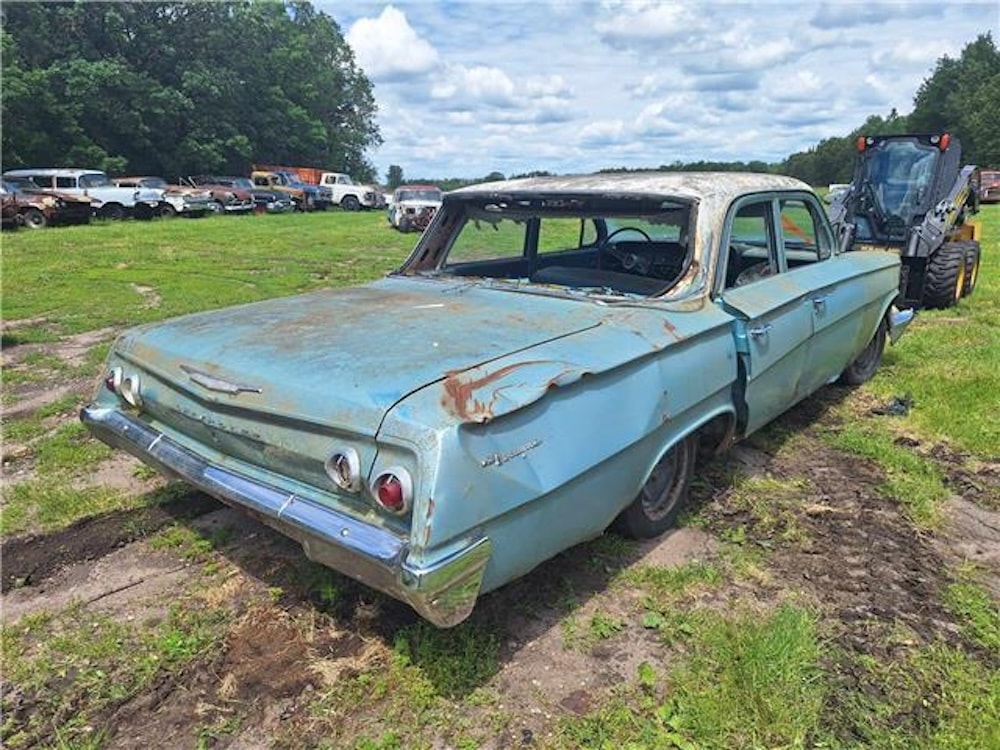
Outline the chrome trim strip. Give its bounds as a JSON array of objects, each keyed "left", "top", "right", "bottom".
[{"left": 80, "top": 405, "right": 491, "bottom": 627}]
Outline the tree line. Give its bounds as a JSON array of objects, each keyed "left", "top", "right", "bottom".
[
  {"left": 2, "top": 2, "right": 997, "bottom": 189},
  {"left": 1, "top": 1, "right": 381, "bottom": 182}
]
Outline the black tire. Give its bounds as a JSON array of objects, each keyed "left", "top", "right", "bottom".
[
  {"left": 100, "top": 203, "right": 127, "bottom": 221},
  {"left": 962, "top": 242, "right": 981, "bottom": 298},
  {"left": 838, "top": 320, "right": 886, "bottom": 386},
  {"left": 156, "top": 203, "right": 177, "bottom": 219},
  {"left": 398, "top": 216, "right": 411, "bottom": 232},
  {"left": 341, "top": 195, "right": 360, "bottom": 212},
  {"left": 611, "top": 435, "right": 697, "bottom": 539},
  {"left": 922, "top": 243, "right": 967, "bottom": 309},
  {"left": 22, "top": 207, "right": 47, "bottom": 229}
]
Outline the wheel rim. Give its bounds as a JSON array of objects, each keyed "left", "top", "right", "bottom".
[
  {"left": 24, "top": 209, "right": 45, "bottom": 228},
  {"left": 954, "top": 261, "right": 966, "bottom": 303},
  {"left": 968, "top": 256, "right": 980, "bottom": 292},
  {"left": 640, "top": 449, "right": 684, "bottom": 521}
]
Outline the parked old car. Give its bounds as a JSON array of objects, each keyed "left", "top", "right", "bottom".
[
  {"left": 181, "top": 176, "right": 255, "bottom": 214},
  {"left": 211, "top": 176, "right": 296, "bottom": 213},
  {"left": 387, "top": 185, "right": 443, "bottom": 232},
  {"left": 81, "top": 172, "right": 912, "bottom": 627},
  {"left": 3, "top": 168, "right": 161, "bottom": 219},
  {"left": 114, "top": 177, "right": 213, "bottom": 218},
  {"left": 2, "top": 176, "right": 93, "bottom": 228},
  {"left": 980, "top": 169, "right": 1000, "bottom": 204}
]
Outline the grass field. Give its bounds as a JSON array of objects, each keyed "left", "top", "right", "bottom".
[{"left": 2, "top": 204, "right": 998, "bottom": 749}]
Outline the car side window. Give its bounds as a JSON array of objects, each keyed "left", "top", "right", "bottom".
[
  {"left": 55, "top": 177, "right": 75, "bottom": 189},
  {"left": 445, "top": 215, "right": 528, "bottom": 265},
  {"left": 537, "top": 218, "right": 597, "bottom": 255},
  {"left": 724, "top": 199, "right": 778, "bottom": 289},
  {"left": 778, "top": 199, "right": 832, "bottom": 266}
]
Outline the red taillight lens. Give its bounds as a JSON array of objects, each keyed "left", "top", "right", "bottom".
[
  {"left": 376, "top": 476, "right": 404, "bottom": 510},
  {"left": 372, "top": 468, "right": 412, "bottom": 514},
  {"left": 856, "top": 136, "right": 867, "bottom": 152},
  {"left": 939, "top": 133, "right": 951, "bottom": 151}
]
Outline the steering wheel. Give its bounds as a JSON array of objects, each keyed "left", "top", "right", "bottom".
[{"left": 598, "top": 226, "right": 653, "bottom": 272}]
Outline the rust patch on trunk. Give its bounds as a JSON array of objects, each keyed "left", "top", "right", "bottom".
[{"left": 441, "top": 360, "right": 551, "bottom": 423}]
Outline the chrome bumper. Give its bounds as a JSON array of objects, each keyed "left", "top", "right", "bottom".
[
  {"left": 889, "top": 306, "right": 916, "bottom": 344},
  {"left": 80, "top": 405, "right": 491, "bottom": 627}
]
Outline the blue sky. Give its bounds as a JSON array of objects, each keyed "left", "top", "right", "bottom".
[{"left": 320, "top": 1, "right": 998, "bottom": 180}]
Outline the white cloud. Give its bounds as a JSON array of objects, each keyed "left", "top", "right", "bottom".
[
  {"left": 345, "top": 5, "right": 439, "bottom": 81},
  {"left": 323, "top": 0, "right": 996, "bottom": 179}
]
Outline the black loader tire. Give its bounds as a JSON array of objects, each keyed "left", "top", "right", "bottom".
[
  {"left": 961, "top": 241, "right": 981, "bottom": 298},
  {"left": 922, "top": 243, "right": 967, "bottom": 309},
  {"left": 838, "top": 320, "right": 887, "bottom": 386},
  {"left": 612, "top": 434, "right": 697, "bottom": 539}
]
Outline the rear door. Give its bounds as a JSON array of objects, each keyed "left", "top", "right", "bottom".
[{"left": 716, "top": 196, "right": 815, "bottom": 434}]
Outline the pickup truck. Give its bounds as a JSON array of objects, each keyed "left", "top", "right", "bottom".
[
  {"left": 82, "top": 172, "right": 912, "bottom": 626},
  {"left": 318, "top": 172, "right": 383, "bottom": 211},
  {"left": 3, "top": 168, "right": 163, "bottom": 220}
]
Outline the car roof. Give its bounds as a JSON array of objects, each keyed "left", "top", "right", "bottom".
[
  {"left": 396, "top": 185, "right": 441, "bottom": 191},
  {"left": 3, "top": 168, "right": 106, "bottom": 177},
  {"left": 447, "top": 171, "right": 810, "bottom": 202}
]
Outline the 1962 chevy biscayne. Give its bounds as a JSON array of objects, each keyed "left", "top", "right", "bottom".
[{"left": 82, "top": 173, "right": 913, "bottom": 626}]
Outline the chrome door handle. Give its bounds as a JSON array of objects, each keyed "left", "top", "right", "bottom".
[
  {"left": 812, "top": 295, "right": 828, "bottom": 309},
  {"left": 748, "top": 323, "right": 772, "bottom": 339}
]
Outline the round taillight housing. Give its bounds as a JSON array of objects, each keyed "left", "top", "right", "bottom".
[
  {"left": 120, "top": 373, "right": 142, "bottom": 408},
  {"left": 104, "top": 366, "right": 123, "bottom": 393},
  {"left": 324, "top": 447, "right": 361, "bottom": 493},
  {"left": 371, "top": 467, "right": 413, "bottom": 514}
]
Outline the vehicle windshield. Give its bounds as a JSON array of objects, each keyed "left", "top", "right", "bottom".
[
  {"left": 398, "top": 189, "right": 442, "bottom": 202},
  {"left": 224, "top": 178, "right": 254, "bottom": 189},
  {"left": 140, "top": 177, "right": 168, "bottom": 188},
  {"left": 860, "top": 139, "right": 939, "bottom": 222},
  {"left": 79, "top": 173, "right": 112, "bottom": 188},
  {"left": 4, "top": 176, "right": 38, "bottom": 191},
  {"left": 405, "top": 195, "right": 694, "bottom": 299}
]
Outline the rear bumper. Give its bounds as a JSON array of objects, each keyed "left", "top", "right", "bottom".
[
  {"left": 80, "top": 405, "right": 492, "bottom": 627},
  {"left": 888, "top": 305, "right": 916, "bottom": 344}
]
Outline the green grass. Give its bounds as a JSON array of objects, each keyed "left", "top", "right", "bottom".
[
  {"left": 557, "top": 604, "right": 827, "bottom": 749},
  {"left": 1, "top": 601, "right": 231, "bottom": 749},
  {"left": 2, "top": 211, "right": 415, "bottom": 337}
]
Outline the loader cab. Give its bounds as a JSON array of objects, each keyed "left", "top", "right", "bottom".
[{"left": 850, "top": 134, "right": 961, "bottom": 244}]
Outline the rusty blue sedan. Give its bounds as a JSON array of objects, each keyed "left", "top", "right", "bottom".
[{"left": 82, "top": 173, "right": 912, "bottom": 626}]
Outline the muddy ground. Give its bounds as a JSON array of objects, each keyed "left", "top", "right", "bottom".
[{"left": 2, "top": 326, "right": 999, "bottom": 748}]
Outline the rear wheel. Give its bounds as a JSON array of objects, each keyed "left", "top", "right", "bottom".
[
  {"left": 612, "top": 435, "right": 697, "bottom": 539},
  {"left": 961, "top": 241, "right": 981, "bottom": 298},
  {"left": 922, "top": 243, "right": 967, "bottom": 309},
  {"left": 22, "top": 207, "right": 47, "bottom": 229},
  {"left": 156, "top": 203, "right": 177, "bottom": 218},
  {"left": 100, "top": 203, "right": 127, "bottom": 221},
  {"left": 838, "top": 320, "right": 886, "bottom": 385}
]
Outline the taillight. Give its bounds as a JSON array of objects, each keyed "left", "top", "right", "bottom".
[
  {"left": 371, "top": 468, "right": 413, "bottom": 514},
  {"left": 104, "top": 367, "right": 123, "bottom": 393},
  {"left": 324, "top": 448, "right": 361, "bottom": 493}
]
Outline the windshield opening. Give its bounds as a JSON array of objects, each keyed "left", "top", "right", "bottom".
[
  {"left": 403, "top": 195, "right": 694, "bottom": 298},
  {"left": 860, "top": 139, "right": 939, "bottom": 224}
]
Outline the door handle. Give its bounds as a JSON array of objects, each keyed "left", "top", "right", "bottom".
[
  {"left": 748, "top": 323, "right": 772, "bottom": 339},
  {"left": 811, "top": 295, "right": 828, "bottom": 310}
]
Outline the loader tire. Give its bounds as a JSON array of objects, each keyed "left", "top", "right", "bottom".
[
  {"left": 922, "top": 243, "right": 967, "bottom": 309},
  {"left": 961, "top": 241, "right": 981, "bottom": 298}
]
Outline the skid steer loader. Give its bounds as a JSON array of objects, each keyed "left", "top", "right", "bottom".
[{"left": 828, "top": 133, "right": 981, "bottom": 309}]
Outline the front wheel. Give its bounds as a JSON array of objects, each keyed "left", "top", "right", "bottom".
[
  {"left": 22, "top": 207, "right": 47, "bottom": 229},
  {"left": 341, "top": 195, "right": 360, "bottom": 212},
  {"left": 838, "top": 320, "right": 886, "bottom": 385},
  {"left": 611, "top": 435, "right": 697, "bottom": 539},
  {"left": 922, "top": 243, "right": 967, "bottom": 309}
]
